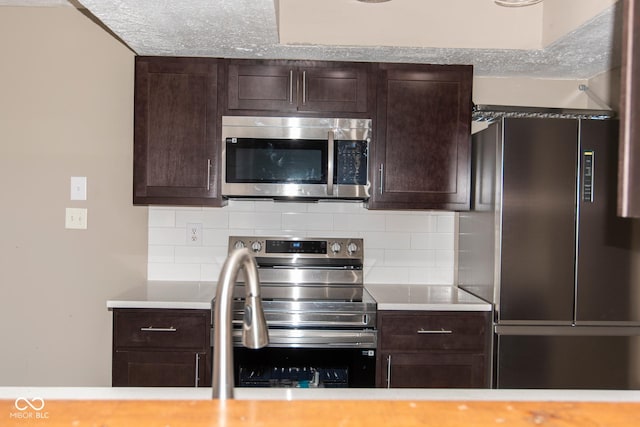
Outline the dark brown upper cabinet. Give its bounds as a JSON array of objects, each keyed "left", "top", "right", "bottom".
[
  {"left": 367, "top": 63, "right": 473, "bottom": 211},
  {"left": 225, "top": 59, "right": 372, "bottom": 116},
  {"left": 133, "top": 56, "right": 225, "bottom": 206}
]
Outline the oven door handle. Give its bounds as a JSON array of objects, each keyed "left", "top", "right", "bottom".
[
  {"left": 226, "top": 328, "right": 377, "bottom": 348},
  {"left": 269, "top": 265, "right": 355, "bottom": 270},
  {"left": 232, "top": 319, "right": 372, "bottom": 327}
]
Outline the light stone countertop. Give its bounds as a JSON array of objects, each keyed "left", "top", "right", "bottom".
[
  {"left": 366, "top": 284, "right": 492, "bottom": 311},
  {"left": 106, "top": 282, "right": 491, "bottom": 312},
  {"left": 106, "top": 281, "right": 216, "bottom": 310}
]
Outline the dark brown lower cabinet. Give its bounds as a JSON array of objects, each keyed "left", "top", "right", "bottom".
[
  {"left": 376, "top": 311, "right": 490, "bottom": 388},
  {"left": 112, "top": 309, "right": 211, "bottom": 387},
  {"left": 113, "top": 350, "right": 209, "bottom": 387},
  {"left": 379, "top": 352, "right": 487, "bottom": 388}
]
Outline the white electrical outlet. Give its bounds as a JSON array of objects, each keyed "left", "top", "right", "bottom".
[
  {"left": 186, "top": 223, "right": 203, "bottom": 246},
  {"left": 65, "top": 208, "right": 87, "bottom": 229}
]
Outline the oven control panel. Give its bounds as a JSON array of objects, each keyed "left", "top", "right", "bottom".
[{"left": 229, "top": 236, "right": 363, "bottom": 260}]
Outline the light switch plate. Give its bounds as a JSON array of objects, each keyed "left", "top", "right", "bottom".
[
  {"left": 70, "top": 176, "right": 87, "bottom": 200},
  {"left": 65, "top": 208, "right": 87, "bottom": 229}
]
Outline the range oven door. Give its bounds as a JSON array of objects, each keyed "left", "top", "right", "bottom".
[
  {"left": 230, "top": 327, "right": 377, "bottom": 388},
  {"left": 233, "top": 346, "right": 377, "bottom": 388},
  {"left": 221, "top": 116, "right": 371, "bottom": 200}
]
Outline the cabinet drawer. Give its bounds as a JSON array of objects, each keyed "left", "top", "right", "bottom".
[
  {"left": 378, "top": 311, "right": 487, "bottom": 351},
  {"left": 114, "top": 309, "right": 210, "bottom": 350},
  {"left": 378, "top": 352, "right": 487, "bottom": 388},
  {"left": 112, "top": 350, "right": 210, "bottom": 387}
]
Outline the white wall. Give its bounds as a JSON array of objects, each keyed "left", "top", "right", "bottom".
[{"left": 0, "top": 7, "right": 146, "bottom": 386}]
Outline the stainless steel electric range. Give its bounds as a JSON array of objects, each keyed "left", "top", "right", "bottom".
[{"left": 212, "top": 236, "right": 377, "bottom": 388}]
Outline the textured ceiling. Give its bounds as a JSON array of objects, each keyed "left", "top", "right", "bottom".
[{"left": 5, "top": 0, "right": 622, "bottom": 79}]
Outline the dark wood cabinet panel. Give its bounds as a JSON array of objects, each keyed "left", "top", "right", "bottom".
[
  {"left": 227, "top": 63, "right": 295, "bottom": 112},
  {"left": 113, "top": 350, "right": 210, "bottom": 387},
  {"left": 300, "top": 66, "right": 369, "bottom": 113},
  {"left": 226, "top": 60, "right": 371, "bottom": 115},
  {"left": 378, "top": 352, "right": 487, "bottom": 388},
  {"left": 379, "top": 312, "right": 487, "bottom": 351},
  {"left": 114, "top": 309, "right": 210, "bottom": 350},
  {"left": 368, "top": 64, "right": 473, "bottom": 210},
  {"left": 112, "top": 309, "right": 211, "bottom": 387},
  {"left": 134, "top": 57, "right": 224, "bottom": 206},
  {"left": 376, "top": 311, "right": 490, "bottom": 388}
]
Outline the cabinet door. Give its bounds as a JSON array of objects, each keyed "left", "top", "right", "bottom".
[
  {"left": 369, "top": 64, "right": 472, "bottom": 210},
  {"left": 226, "top": 60, "right": 371, "bottom": 115},
  {"left": 378, "top": 352, "right": 487, "bottom": 388},
  {"left": 376, "top": 310, "right": 491, "bottom": 388},
  {"left": 112, "top": 309, "right": 211, "bottom": 387},
  {"left": 227, "top": 62, "right": 297, "bottom": 112},
  {"left": 134, "top": 57, "right": 223, "bottom": 206},
  {"left": 113, "top": 350, "right": 210, "bottom": 387},
  {"left": 298, "top": 64, "right": 369, "bottom": 113}
]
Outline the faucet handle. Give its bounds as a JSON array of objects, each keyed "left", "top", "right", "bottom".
[{"left": 242, "top": 295, "right": 269, "bottom": 349}]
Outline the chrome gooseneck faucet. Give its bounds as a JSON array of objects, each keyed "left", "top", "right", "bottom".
[{"left": 212, "top": 248, "right": 269, "bottom": 399}]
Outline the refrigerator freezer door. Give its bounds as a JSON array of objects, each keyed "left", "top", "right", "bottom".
[
  {"left": 498, "top": 118, "right": 578, "bottom": 323},
  {"left": 496, "top": 330, "right": 640, "bottom": 389},
  {"left": 576, "top": 120, "right": 638, "bottom": 324}
]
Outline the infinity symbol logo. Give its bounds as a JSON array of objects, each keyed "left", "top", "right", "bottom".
[{"left": 14, "top": 397, "right": 45, "bottom": 411}]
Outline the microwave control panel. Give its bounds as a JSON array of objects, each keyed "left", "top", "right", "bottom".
[{"left": 335, "top": 140, "right": 368, "bottom": 185}]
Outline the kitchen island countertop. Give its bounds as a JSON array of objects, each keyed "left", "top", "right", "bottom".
[
  {"left": 107, "top": 282, "right": 491, "bottom": 311},
  {"left": 2, "top": 387, "right": 640, "bottom": 427}
]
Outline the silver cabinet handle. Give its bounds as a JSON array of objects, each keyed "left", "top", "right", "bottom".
[
  {"left": 139, "top": 326, "right": 177, "bottom": 332},
  {"left": 417, "top": 328, "right": 453, "bottom": 334},
  {"left": 206, "top": 158, "right": 211, "bottom": 191},
  {"left": 327, "top": 130, "right": 335, "bottom": 196},
  {"left": 302, "top": 70, "right": 307, "bottom": 105},
  {"left": 386, "top": 354, "right": 392, "bottom": 388},
  {"left": 195, "top": 353, "right": 200, "bottom": 387},
  {"left": 289, "top": 70, "right": 294, "bottom": 104},
  {"left": 379, "top": 163, "right": 385, "bottom": 195}
]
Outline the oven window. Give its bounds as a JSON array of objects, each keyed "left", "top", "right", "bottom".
[
  {"left": 226, "top": 138, "right": 327, "bottom": 184},
  {"left": 234, "top": 347, "right": 376, "bottom": 388}
]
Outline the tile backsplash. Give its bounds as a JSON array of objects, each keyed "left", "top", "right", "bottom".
[{"left": 148, "top": 200, "right": 457, "bottom": 285}]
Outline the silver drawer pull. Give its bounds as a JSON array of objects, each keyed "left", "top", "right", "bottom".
[
  {"left": 140, "top": 326, "right": 177, "bottom": 332},
  {"left": 386, "top": 354, "right": 392, "bottom": 388},
  {"left": 417, "top": 328, "right": 452, "bottom": 334}
]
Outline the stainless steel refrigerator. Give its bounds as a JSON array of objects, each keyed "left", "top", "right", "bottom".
[{"left": 458, "top": 117, "right": 640, "bottom": 389}]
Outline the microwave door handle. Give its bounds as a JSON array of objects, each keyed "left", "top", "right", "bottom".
[{"left": 327, "top": 130, "right": 334, "bottom": 196}]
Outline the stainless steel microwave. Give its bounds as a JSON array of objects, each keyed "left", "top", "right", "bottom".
[{"left": 221, "top": 116, "right": 372, "bottom": 200}]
